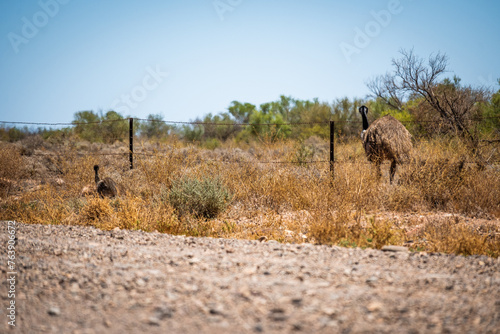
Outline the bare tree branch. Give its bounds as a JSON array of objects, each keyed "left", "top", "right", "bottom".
[{"left": 366, "top": 49, "right": 491, "bottom": 156}]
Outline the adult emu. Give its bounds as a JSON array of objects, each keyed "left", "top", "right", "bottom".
[
  {"left": 94, "top": 165, "right": 118, "bottom": 198},
  {"left": 359, "top": 105, "right": 412, "bottom": 183}
]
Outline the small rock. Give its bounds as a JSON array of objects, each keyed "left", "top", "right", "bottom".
[
  {"left": 209, "top": 306, "right": 224, "bottom": 316},
  {"left": 54, "top": 178, "right": 65, "bottom": 186},
  {"left": 366, "top": 302, "right": 383, "bottom": 313},
  {"left": 320, "top": 309, "right": 337, "bottom": 322},
  {"left": 269, "top": 308, "right": 288, "bottom": 321},
  {"left": 381, "top": 245, "right": 409, "bottom": 252},
  {"left": 397, "top": 306, "right": 409, "bottom": 314},
  {"left": 366, "top": 276, "right": 378, "bottom": 286},
  {"left": 253, "top": 323, "right": 264, "bottom": 332},
  {"left": 153, "top": 304, "right": 174, "bottom": 320},
  {"left": 136, "top": 278, "right": 146, "bottom": 287},
  {"left": 70, "top": 282, "right": 80, "bottom": 292},
  {"left": 48, "top": 306, "right": 61, "bottom": 316},
  {"left": 148, "top": 317, "right": 160, "bottom": 326}
]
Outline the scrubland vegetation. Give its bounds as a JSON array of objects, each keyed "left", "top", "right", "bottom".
[
  {"left": 1, "top": 133, "right": 499, "bottom": 257},
  {"left": 1, "top": 50, "right": 499, "bottom": 256}
]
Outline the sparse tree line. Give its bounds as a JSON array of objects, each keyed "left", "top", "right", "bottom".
[{"left": 1, "top": 50, "right": 499, "bottom": 148}]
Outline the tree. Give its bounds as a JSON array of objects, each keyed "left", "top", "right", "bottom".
[
  {"left": 201, "top": 112, "right": 237, "bottom": 141},
  {"left": 367, "top": 49, "right": 490, "bottom": 151},
  {"left": 295, "top": 100, "right": 331, "bottom": 139},
  {"left": 101, "top": 111, "right": 127, "bottom": 143},
  {"left": 73, "top": 110, "right": 101, "bottom": 142},
  {"left": 245, "top": 110, "right": 291, "bottom": 142},
  {"left": 478, "top": 81, "right": 500, "bottom": 139},
  {"left": 228, "top": 101, "right": 256, "bottom": 123},
  {"left": 139, "top": 114, "right": 174, "bottom": 139},
  {"left": 330, "top": 97, "right": 365, "bottom": 138},
  {"left": 72, "top": 110, "right": 128, "bottom": 143}
]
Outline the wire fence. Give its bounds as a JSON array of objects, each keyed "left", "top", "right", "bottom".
[
  {"left": 1, "top": 116, "right": 499, "bottom": 168},
  {"left": 1, "top": 115, "right": 499, "bottom": 126}
]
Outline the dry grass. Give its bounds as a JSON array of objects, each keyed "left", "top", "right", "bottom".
[
  {"left": 1, "top": 137, "right": 499, "bottom": 257},
  {"left": 0, "top": 144, "right": 27, "bottom": 197}
]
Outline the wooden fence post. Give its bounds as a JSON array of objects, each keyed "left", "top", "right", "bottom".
[
  {"left": 129, "top": 118, "right": 134, "bottom": 170},
  {"left": 330, "top": 120, "right": 334, "bottom": 181}
]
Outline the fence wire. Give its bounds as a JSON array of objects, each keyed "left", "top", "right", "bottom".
[
  {"left": 3, "top": 115, "right": 499, "bottom": 166},
  {"left": 1, "top": 115, "right": 499, "bottom": 127},
  {"left": 28, "top": 151, "right": 500, "bottom": 166}
]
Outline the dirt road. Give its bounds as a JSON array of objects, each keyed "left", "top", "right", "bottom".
[{"left": 1, "top": 222, "right": 499, "bottom": 333}]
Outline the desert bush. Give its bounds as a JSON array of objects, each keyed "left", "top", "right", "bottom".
[
  {"left": 309, "top": 211, "right": 404, "bottom": 250},
  {"left": 422, "top": 217, "right": 500, "bottom": 257},
  {"left": 79, "top": 197, "right": 114, "bottom": 226},
  {"left": 0, "top": 144, "right": 26, "bottom": 197},
  {"left": 395, "top": 159, "right": 466, "bottom": 211},
  {"left": 391, "top": 138, "right": 500, "bottom": 216},
  {"left": 293, "top": 140, "right": 316, "bottom": 166},
  {"left": 135, "top": 144, "right": 194, "bottom": 190},
  {"left": 309, "top": 210, "right": 357, "bottom": 246},
  {"left": 19, "top": 135, "right": 45, "bottom": 156},
  {"left": 203, "top": 138, "right": 221, "bottom": 150},
  {"left": 167, "top": 176, "right": 232, "bottom": 219}
]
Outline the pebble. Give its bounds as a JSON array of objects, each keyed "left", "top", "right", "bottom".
[
  {"left": 366, "top": 302, "right": 383, "bottom": 313},
  {"left": 48, "top": 306, "right": 61, "bottom": 316},
  {"left": 381, "top": 246, "right": 409, "bottom": 252}
]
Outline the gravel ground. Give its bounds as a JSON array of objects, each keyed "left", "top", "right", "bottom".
[{"left": 1, "top": 221, "right": 499, "bottom": 333}]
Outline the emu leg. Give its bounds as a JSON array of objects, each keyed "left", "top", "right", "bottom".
[{"left": 389, "top": 160, "right": 397, "bottom": 184}]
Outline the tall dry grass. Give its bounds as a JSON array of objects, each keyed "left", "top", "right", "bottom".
[
  {"left": 1, "top": 137, "right": 499, "bottom": 257},
  {"left": 0, "top": 144, "right": 27, "bottom": 197}
]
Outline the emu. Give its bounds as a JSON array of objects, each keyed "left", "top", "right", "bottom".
[
  {"left": 359, "top": 105, "right": 413, "bottom": 183},
  {"left": 93, "top": 165, "right": 118, "bottom": 198}
]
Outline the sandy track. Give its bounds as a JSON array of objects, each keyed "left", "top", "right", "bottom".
[{"left": 0, "top": 222, "right": 499, "bottom": 333}]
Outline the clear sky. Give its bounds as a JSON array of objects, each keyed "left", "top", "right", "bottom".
[{"left": 0, "top": 0, "right": 499, "bottom": 125}]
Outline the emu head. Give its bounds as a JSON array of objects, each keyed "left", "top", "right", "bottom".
[
  {"left": 358, "top": 105, "right": 369, "bottom": 139},
  {"left": 359, "top": 105, "right": 368, "bottom": 116},
  {"left": 93, "top": 165, "right": 99, "bottom": 172}
]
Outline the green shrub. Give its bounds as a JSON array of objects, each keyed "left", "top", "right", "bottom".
[
  {"left": 168, "top": 177, "right": 232, "bottom": 218},
  {"left": 293, "top": 140, "right": 316, "bottom": 166}
]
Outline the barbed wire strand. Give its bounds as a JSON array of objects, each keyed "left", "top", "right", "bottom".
[
  {"left": 29, "top": 151, "right": 500, "bottom": 165},
  {"left": 1, "top": 115, "right": 498, "bottom": 127}
]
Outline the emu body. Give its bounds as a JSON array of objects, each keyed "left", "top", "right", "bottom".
[
  {"left": 94, "top": 165, "right": 117, "bottom": 198},
  {"left": 359, "top": 106, "right": 412, "bottom": 183}
]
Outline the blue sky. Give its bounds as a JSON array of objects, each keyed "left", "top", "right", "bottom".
[{"left": 0, "top": 0, "right": 499, "bottom": 125}]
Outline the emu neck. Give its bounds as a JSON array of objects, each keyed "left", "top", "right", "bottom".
[
  {"left": 360, "top": 110, "right": 369, "bottom": 131},
  {"left": 94, "top": 170, "right": 100, "bottom": 184}
]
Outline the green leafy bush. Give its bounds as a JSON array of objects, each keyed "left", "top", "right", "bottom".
[{"left": 168, "top": 177, "right": 232, "bottom": 218}]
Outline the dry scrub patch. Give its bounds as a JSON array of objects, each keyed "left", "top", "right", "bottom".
[{"left": 1, "top": 138, "right": 499, "bottom": 257}]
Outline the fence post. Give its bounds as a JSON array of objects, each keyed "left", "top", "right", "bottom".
[
  {"left": 330, "top": 120, "right": 334, "bottom": 181},
  {"left": 129, "top": 118, "right": 134, "bottom": 170}
]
